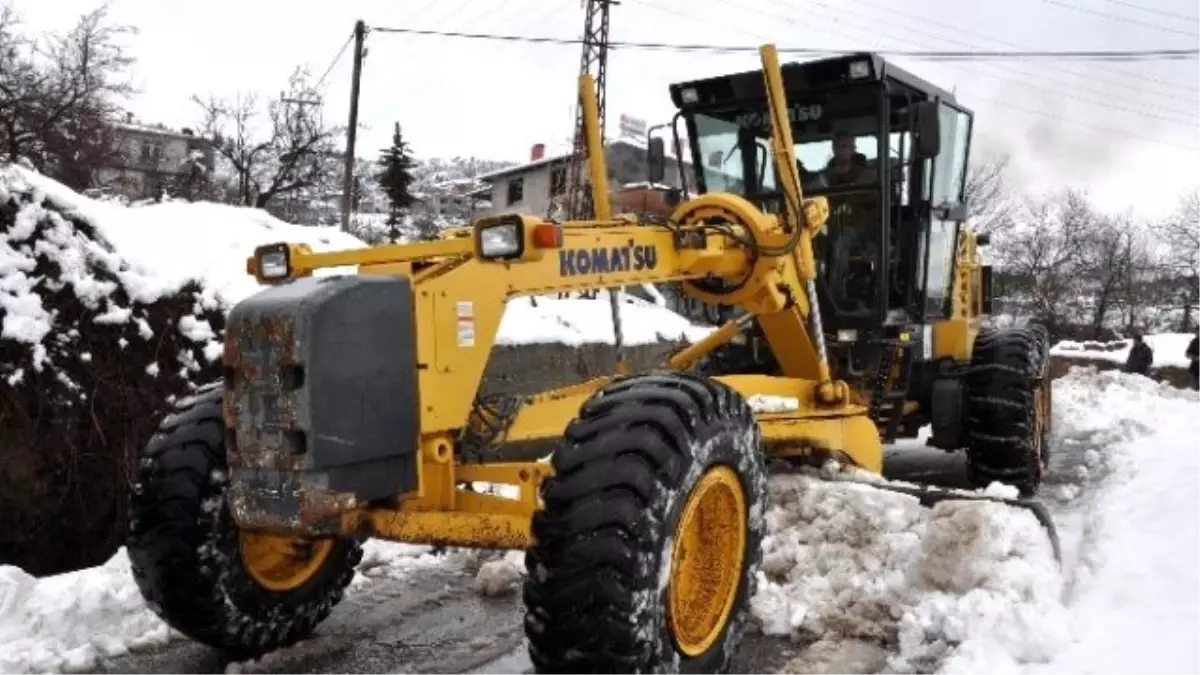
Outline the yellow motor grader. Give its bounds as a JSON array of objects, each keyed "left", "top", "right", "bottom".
[{"left": 125, "top": 44, "right": 1056, "bottom": 673}]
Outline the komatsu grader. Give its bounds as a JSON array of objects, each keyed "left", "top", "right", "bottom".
[{"left": 125, "top": 45, "right": 1057, "bottom": 673}]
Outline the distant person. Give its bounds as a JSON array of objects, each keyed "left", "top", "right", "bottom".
[
  {"left": 1123, "top": 329, "right": 1153, "bottom": 376},
  {"left": 1186, "top": 332, "right": 1198, "bottom": 390}
]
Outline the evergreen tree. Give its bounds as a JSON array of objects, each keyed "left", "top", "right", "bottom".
[{"left": 376, "top": 121, "right": 417, "bottom": 240}]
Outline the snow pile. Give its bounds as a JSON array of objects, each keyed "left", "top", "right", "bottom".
[
  {"left": 750, "top": 476, "right": 1065, "bottom": 673},
  {"left": 751, "top": 367, "right": 1199, "bottom": 674},
  {"left": 496, "top": 291, "right": 713, "bottom": 346},
  {"left": 0, "top": 550, "right": 173, "bottom": 673},
  {"left": 474, "top": 551, "right": 527, "bottom": 596},
  {"left": 1051, "top": 332, "right": 1196, "bottom": 369}
]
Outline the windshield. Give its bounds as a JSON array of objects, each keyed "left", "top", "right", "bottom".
[
  {"left": 686, "top": 94, "right": 890, "bottom": 318},
  {"left": 691, "top": 111, "right": 883, "bottom": 197}
]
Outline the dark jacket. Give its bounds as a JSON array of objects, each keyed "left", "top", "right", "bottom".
[
  {"left": 1187, "top": 336, "right": 1198, "bottom": 376},
  {"left": 1125, "top": 340, "right": 1154, "bottom": 375}
]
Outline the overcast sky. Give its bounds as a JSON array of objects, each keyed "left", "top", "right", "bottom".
[{"left": 12, "top": 0, "right": 1200, "bottom": 217}]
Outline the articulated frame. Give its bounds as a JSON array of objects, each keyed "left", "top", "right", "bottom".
[{"left": 238, "top": 45, "right": 884, "bottom": 551}]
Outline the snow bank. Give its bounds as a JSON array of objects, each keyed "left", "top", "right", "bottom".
[
  {"left": 1029, "top": 367, "right": 1200, "bottom": 675},
  {"left": 2, "top": 164, "right": 364, "bottom": 312},
  {"left": 0, "top": 542, "right": 436, "bottom": 674},
  {"left": 1051, "top": 333, "right": 1196, "bottom": 369},
  {"left": 0, "top": 550, "right": 172, "bottom": 673},
  {"left": 751, "top": 367, "right": 1199, "bottom": 674}
]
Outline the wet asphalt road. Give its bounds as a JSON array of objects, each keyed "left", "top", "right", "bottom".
[{"left": 91, "top": 445, "right": 973, "bottom": 675}]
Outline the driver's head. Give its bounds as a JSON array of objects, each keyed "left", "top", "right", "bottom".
[{"left": 833, "top": 130, "right": 856, "bottom": 163}]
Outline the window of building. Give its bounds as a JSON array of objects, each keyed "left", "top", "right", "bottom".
[
  {"left": 140, "top": 140, "right": 163, "bottom": 164},
  {"left": 507, "top": 177, "right": 524, "bottom": 205},
  {"left": 550, "top": 166, "right": 567, "bottom": 196}
]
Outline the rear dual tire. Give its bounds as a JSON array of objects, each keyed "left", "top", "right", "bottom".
[{"left": 523, "top": 371, "right": 768, "bottom": 673}]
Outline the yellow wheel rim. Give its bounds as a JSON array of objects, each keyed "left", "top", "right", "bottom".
[
  {"left": 668, "top": 465, "right": 748, "bottom": 657},
  {"left": 1034, "top": 384, "right": 1048, "bottom": 460},
  {"left": 238, "top": 531, "right": 334, "bottom": 592}
]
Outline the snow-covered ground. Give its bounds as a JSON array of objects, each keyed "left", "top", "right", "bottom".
[
  {"left": 1052, "top": 333, "right": 1196, "bottom": 369},
  {"left": 2, "top": 366, "right": 1196, "bottom": 674}
]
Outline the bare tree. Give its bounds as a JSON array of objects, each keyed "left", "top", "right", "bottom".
[
  {"left": 1163, "top": 189, "right": 1200, "bottom": 331},
  {"left": 193, "top": 67, "right": 343, "bottom": 210},
  {"left": 964, "top": 153, "right": 1014, "bottom": 235},
  {"left": 0, "top": 2, "right": 136, "bottom": 188},
  {"left": 992, "top": 189, "right": 1094, "bottom": 337},
  {"left": 1079, "top": 214, "right": 1134, "bottom": 338}
]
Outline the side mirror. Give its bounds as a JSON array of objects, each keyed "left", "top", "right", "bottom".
[
  {"left": 913, "top": 101, "right": 941, "bottom": 159},
  {"left": 647, "top": 136, "right": 666, "bottom": 184},
  {"left": 980, "top": 264, "right": 994, "bottom": 315}
]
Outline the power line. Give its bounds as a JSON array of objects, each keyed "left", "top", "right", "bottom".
[
  {"left": 366, "top": 26, "right": 1200, "bottom": 60},
  {"left": 1037, "top": 0, "right": 1199, "bottom": 38},
  {"left": 813, "top": 0, "right": 1199, "bottom": 100},
  {"left": 744, "top": 0, "right": 1200, "bottom": 125},
  {"left": 315, "top": 30, "right": 355, "bottom": 91},
  {"left": 1098, "top": 0, "right": 1198, "bottom": 23}
]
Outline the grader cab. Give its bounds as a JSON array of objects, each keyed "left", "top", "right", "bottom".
[
  {"left": 125, "top": 45, "right": 1057, "bottom": 673},
  {"left": 650, "top": 51, "right": 1051, "bottom": 495}
]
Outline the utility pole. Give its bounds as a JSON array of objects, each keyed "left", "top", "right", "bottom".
[
  {"left": 341, "top": 19, "right": 367, "bottom": 232},
  {"left": 279, "top": 94, "right": 322, "bottom": 221},
  {"left": 564, "top": 0, "right": 615, "bottom": 222}
]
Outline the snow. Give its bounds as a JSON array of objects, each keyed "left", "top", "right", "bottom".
[
  {"left": 495, "top": 291, "right": 714, "bottom": 346},
  {"left": 2, "top": 163, "right": 363, "bottom": 310},
  {"left": 0, "top": 541, "right": 437, "bottom": 673},
  {"left": 0, "top": 550, "right": 173, "bottom": 674},
  {"left": 1026, "top": 368, "right": 1200, "bottom": 675},
  {"left": 749, "top": 367, "right": 1199, "bottom": 674},
  {"left": 750, "top": 475, "right": 1066, "bottom": 673},
  {"left": 2, "top": 163, "right": 712, "bottom": 356},
  {"left": 1052, "top": 332, "right": 1196, "bottom": 369},
  {"left": 747, "top": 394, "right": 801, "bottom": 413},
  {"left": 1, "top": 368, "right": 1195, "bottom": 673},
  {"left": 474, "top": 551, "right": 527, "bottom": 596}
]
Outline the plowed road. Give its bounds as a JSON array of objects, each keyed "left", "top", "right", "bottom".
[{"left": 91, "top": 447, "right": 973, "bottom": 675}]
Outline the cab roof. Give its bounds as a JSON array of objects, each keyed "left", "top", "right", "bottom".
[{"left": 667, "top": 52, "right": 960, "bottom": 110}]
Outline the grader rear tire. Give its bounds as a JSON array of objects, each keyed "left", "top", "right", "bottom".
[
  {"left": 125, "top": 381, "right": 361, "bottom": 658},
  {"left": 523, "top": 372, "right": 767, "bottom": 673},
  {"left": 965, "top": 325, "right": 1052, "bottom": 497}
]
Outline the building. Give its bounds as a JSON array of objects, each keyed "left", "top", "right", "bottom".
[
  {"left": 476, "top": 138, "right": 696, "bottom": 218},
  {"left": 96, "top": 115, "right": 215, "bottom": 200}
]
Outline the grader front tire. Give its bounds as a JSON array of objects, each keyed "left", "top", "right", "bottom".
[
  {"left": 523, "top": 372, "right": 767, "bottom": 673},
  {"left": 125, "top": 381, "right": 362, "bottom": 658},
  {"left": 965, "top": 325, "right": 1053, "bottom": 497}
]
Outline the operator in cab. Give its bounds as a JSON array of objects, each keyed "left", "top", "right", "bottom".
[
  {"left": 819, "top": 130, "right": 878, "bottom": 313},
  {"left": 824, "top": 130, "right": 876, "bottom": 186}
]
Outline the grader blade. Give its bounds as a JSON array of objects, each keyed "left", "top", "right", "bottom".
[{"left": 817, "top": 473, "right": 1063, "bottom": 564}]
